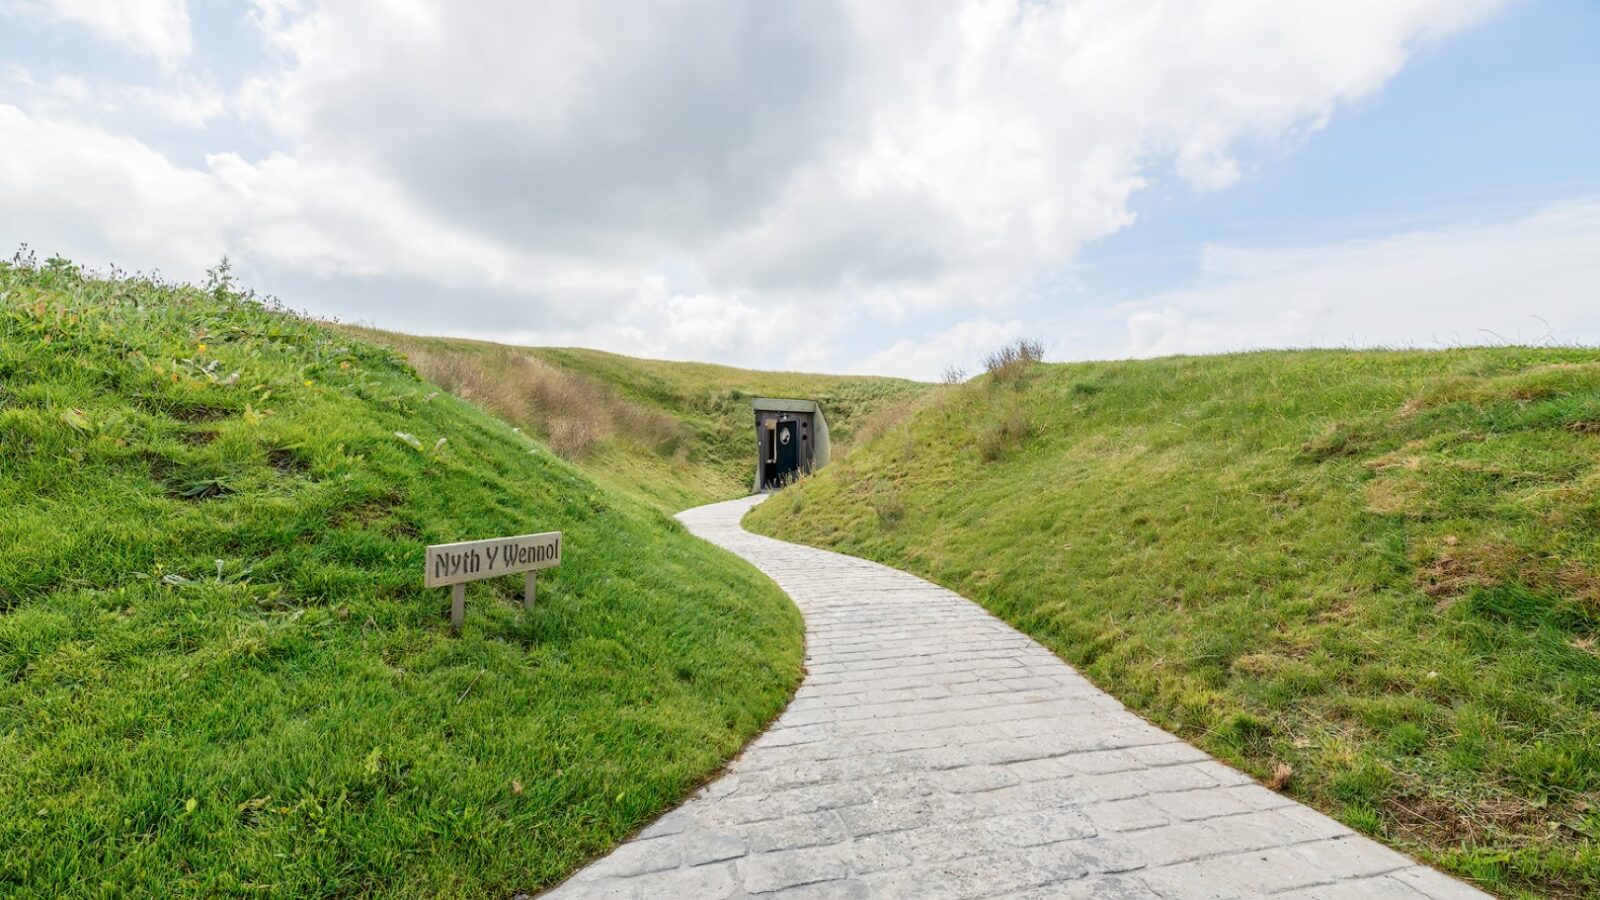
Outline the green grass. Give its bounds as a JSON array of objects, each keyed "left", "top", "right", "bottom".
[
  {"left": 340, "top": 328, "right": 932, "bottom": 513},
  {"left": 0, "top": 257, "right": 803, "bottom": 897},
  {"left": 747, "top": 348, "right": 1600, "bottom": 898}
]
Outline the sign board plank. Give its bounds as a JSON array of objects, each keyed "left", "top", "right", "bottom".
[{"left": 425, "top": 531, "right": 562, "bottom": 588}]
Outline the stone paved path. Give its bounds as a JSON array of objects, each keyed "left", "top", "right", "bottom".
[{"left": 545, "top": 495, "right": 1489, "bottom": 899}]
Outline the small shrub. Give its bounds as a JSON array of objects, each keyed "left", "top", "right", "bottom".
[
  {"left": 940, "top": 364, "right": 968, "bottom": 385},
  {"left": 869, "top": 491, "right": 906, "bottom": 529},
  {"left": 1387, "top": 722, "right": 1428, "bottom": 756},
  {"left": 976, "top": 405, "right": 1033, "bottom": 461},
  {"left": 1267, "top": 762, "right": 1294, "bottom": 791},
  {"left": 1218, "top": 710, "right": 1273, "bottom": 752},
  {"left": 983, "top": 338, "right": 1045, "bottom": 386},
  {"left": 1343, "top": 803, "right": 1385, "bottom": 835},
  {"left": 1332, "top": 759, "right": 1395, "bottom": 806}
]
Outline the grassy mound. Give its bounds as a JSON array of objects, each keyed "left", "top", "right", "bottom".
[
  {"left": 748, "top": 348, "right": 1600, "bottom": 898},
  {"left": 341, "top": 328, "right": 931, "bottom": 512},
  {"left": 0, "top": 257, "right": 802, "bottom": 897}
]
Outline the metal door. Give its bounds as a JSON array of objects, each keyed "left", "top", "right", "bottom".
[{"left": 772, "top": 420, "right": 800, "bottom": 485}]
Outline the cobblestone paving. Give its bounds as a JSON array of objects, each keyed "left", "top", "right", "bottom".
[{"left": 545, "top": 495, "right": 1489, "bottom": 899}]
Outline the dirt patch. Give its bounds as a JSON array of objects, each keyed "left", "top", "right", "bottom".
[
  {"left": 333, "top": 491, "right": 406, "bottom": 526},
  {"left": 180, "top": 429, "right": 219, "bottom": 446},
  {"left": 1384, "top": 791, "right": 1598, "bottom": 898},
  {"left": 1384, "top": 790, "right": 1558, "bottom": 844},
  {"left": 1554, "top": 562, "right": 1600, "bottom": 606},
  {"left": 144, "top": 452, "right": 232, "bottom": 501},
  {"left": 141, "top": 451, "right": 175, "bottom": 485},
  {"left": 1417, "top": 538, "right": 1524, "bottom": 603},
  {"left": 332, "top": 491, "right": 419, "bottom": 539},
  {"left": 266, "top": 446, "right": 311, "bottom": 476},
  {"left": 1383, "top": 793, "right": 1479, "bottom": 846}
]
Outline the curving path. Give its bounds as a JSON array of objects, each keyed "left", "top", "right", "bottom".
[{"left": 546, "top": 495, "right": 1488, "bottom": 899}]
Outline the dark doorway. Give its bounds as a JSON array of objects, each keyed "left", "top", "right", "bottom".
[
  {"left": 767, "top": 420, "right": 800, "bottom": 487},
  {"left": 752, "top": 399, "right": 829, "bottom": 493}
]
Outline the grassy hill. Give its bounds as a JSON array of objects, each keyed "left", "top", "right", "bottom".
[
  {"left": 339, "top": 328, "right": 931, "bottom": 512},
  {"left": 747, "top": 347, "right": 1600, "bottom": 898},
  {"left": 0, "top": 256, "right": 803, "bottom": 897}
]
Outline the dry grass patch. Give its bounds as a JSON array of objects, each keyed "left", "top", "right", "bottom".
[{"left": 387, "top": 343, "right": 688, "bottom": 461}]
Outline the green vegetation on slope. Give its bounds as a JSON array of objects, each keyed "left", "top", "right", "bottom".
[
  {"left": 341, "top": 328, "right": 931, "bottom": 512},
  {"left": 0, "top": 257, "right": 803, "bottom": 897},
  {"left": 748, "top": 348, "right": 1600, "bottom": 898}
]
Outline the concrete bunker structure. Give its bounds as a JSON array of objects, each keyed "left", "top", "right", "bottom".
[{"left": 752, "top": 398, "right": 830, "bottom": 492}]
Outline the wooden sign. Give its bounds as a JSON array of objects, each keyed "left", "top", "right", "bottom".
[{"left": 425, "top": 531, "right": 562, "bottom": 630}]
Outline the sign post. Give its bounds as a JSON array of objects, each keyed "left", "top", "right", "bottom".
[{"left": 425, "top": 531, "right": 562, "bottom": 630}]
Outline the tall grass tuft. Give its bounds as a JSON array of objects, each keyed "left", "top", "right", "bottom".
[
  {"left": 983, "top": 338, "right": 1045, "bottom": 386},
  {"left": 976, "top": 401, "right": 1033, "bottom": 461}
]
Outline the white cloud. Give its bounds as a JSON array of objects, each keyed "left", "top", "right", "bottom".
[
  {"left": 1050, "top": 197, "right": 1600, "bottom": 359},
  {"left": 0, "top": 105, "right": 227, "bottom": 272},
  {"left": 0, "top": 0, "right": 1526, "bottom": 374},
  {"left": 2, "top": 66, "right": 224, "bottom": 127},
  {"left": 475, "top": 293, "right": 847, "bottom": 374},
  {"left": 228, "top": 0, "right": 1510, "bottom": 307},
  {"left": 852, "top": 319, "right": 1025, "bottom": 381},
  {"left": 6, "top": 0, "right": 193, "bottom": 65},
  {"left": 229, "top": 1, "right": 1507, "bottom": 316},
  {"left": 0, "top": 104, "right": 620, "bottom": 302}
]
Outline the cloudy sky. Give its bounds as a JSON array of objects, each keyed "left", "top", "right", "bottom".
[{"left": 2, "top": 0, "right": 1597, "bottom": 378}]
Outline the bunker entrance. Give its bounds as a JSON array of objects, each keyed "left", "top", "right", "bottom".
[{"left": 753, "top": 398, "right": 830, "bottom": 492}]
